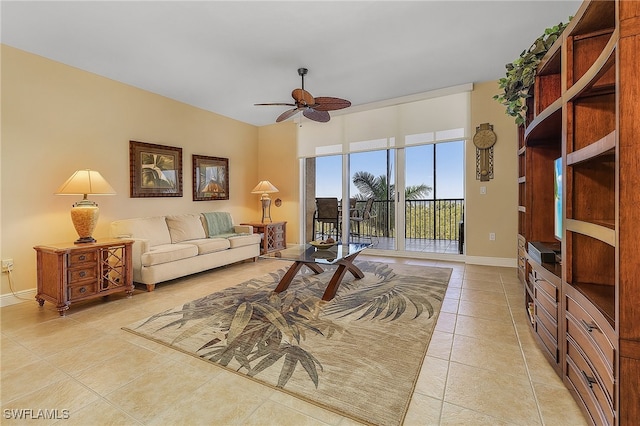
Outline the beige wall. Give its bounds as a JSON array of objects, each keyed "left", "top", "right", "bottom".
[
  {"left": 466, "top": 81, "right": 518, "bottom": 264},
  {"left": 1, "top": 45, "right": 518, "bottom": 301},
  {"left": 1, "top": 45, "right": 260, "bottom": 296},
  {"left": 256, "top": 122, "right": 299, "bottom": 243}
]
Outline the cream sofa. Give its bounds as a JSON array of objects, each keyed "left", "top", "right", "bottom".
[{"left": 110, "top": 212, "right": 261, "bottom": 291}]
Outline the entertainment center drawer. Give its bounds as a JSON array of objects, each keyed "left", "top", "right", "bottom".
[
  {"left": 566, "top": 313, "right": 614, "bottom": 400},
  {"left": 518, "top": 248, "right": 526, "bottom": 270},
  {"left": 532, "top": 270, "right": 557, "bottom": 301},
  {"left": 565, "top": 293, "right": 614, "bottom": 379},
  {"left": 566, "top": 338, "right": 614, "bottom": 425},
  {"left": 535, "top": 285, "right": 557, "bottom": 322},
  {"left": 536, "top": 316, "right": 559, "bottom": 363},
  {"left": 535, "top": 301, "right": 558, "bottom": 341}
]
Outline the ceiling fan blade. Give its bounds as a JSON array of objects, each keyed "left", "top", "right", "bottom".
[
  {"left": 254, "top": 103, "right": 296, "bottom": 107},
  {"left": 292, "top": 89, "right": 315, "bottom": 106},
  {"left": 312, "top": 97, "right": 352, "bottom": 111},
  {"left": 303, "top": 108, "right": 330, "bottom": 123},
  {"left": 276, "top": 107, "right": 303, "bottom": 122}
]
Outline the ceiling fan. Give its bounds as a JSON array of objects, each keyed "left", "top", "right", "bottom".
[{"left": 255, "top": 68, "right": 351, "bottom": 123}]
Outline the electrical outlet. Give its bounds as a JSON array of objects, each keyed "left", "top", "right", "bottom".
[
  {"left": 2, "top": 259, "right": 14, "bottom": 272},
  {"left": 489, "top": 233, "right": 496, "bottom": 241}
]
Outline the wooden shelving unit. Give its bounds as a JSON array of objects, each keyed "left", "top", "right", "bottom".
[{"left": 516, "top": 0, "right": 640, "bottom": 423}]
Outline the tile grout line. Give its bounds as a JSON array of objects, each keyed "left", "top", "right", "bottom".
[{"left": 500, "top": 273, "right": 546, "bottom": 426}]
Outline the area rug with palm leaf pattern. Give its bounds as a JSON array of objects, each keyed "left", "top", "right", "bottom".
[{"left": 123, "top": 261, "right": 451, "bottom": 426}]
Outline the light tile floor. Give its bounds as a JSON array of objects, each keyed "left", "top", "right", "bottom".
[{"left": 1, "top": 255, "right": 588, "bottom": 425}]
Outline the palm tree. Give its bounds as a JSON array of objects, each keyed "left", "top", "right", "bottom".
[
  {"left": 352, "top": 171, "right": 431, "bottom": 237},
  {"left": 351, "top": 171, "right": 431, "bottom": 201}
]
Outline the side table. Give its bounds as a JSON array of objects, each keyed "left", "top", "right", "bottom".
[
  {"left": 241, "top": 221, "right": 286, "bottom": 254},
  {"left": 34, "top": 239, "right": 134, "bottom": 316}
]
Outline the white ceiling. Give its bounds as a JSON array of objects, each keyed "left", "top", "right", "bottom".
[{"left": 1, "top": 1, "right": 581, "bottom": 127}]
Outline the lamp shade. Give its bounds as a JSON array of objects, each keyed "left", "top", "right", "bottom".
[
  {"left": 55, "top": 169, "right": 116, "bottom": 195},
  {"left": 251, "top": 180, "right": 279, "bottom": 194}
]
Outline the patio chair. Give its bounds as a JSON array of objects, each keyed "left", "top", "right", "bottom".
[
  {"left": 350, "top": 198, "right": 377, "bottom": 243},
  {"left": 313, "top": 197, "right": 340, "bottom": 240}
]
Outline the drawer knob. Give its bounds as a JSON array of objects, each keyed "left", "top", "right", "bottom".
[
  {"left": 79, "top": 271, "right": 87, "bottom": 278},
  {"left": 581, "top": 370, "right": 597, "bottom": 389},
  {"left": 580, "top": 319, "right": 598, "bottom": 333},
  {"left": 79, "top": 287, "right": 86, "bottom": 294},
  {"left": 79, "top": 255, "right": 86, "bottom": 261}
]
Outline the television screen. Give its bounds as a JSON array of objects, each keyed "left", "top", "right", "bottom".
[{"left": 554, "top": 157, "right": 562, "bottom": 241}]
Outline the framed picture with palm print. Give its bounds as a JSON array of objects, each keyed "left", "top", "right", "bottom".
[
  {"left": 129, "top": 140, "right": 183, "bottom": 197},
  {"left": 192, "top": 155, "right": 229, "bottom": 201}
]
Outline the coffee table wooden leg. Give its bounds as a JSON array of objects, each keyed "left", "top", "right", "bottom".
[
  {"left": 322, "top": 263, "right": 350, "bottom": 301},
  {"left": 305, "top": 263, "right": 324, "bottom": 274},
  {"left": 347, "top": 263, "right": 365, "bottom": 279},
  {"left": 274, "top": 262, "right": 305, "bottom": 293},
  {"left": 321, "top": 253, "right": 364, "bottom": 301}
]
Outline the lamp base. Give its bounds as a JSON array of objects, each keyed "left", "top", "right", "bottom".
[
  {"left": 70, "top": 199, "right": 99, "bottom": 244},
  {"left": 74, "top": 236, "right": 97, "bottom": 244},
  {"left": 261, "top": 198, "right": 272, "bottom": 223}
]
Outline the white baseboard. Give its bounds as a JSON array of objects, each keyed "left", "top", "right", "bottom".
[
  {"left": 465, "top": 256, "right": 517, "bottom": 268},
  {"left": 362, "top": 249, "right": 516, "bottom": 268},
  {"left": 363, "top": 248, "right": 465, "bottom": 263},
  {"left": 1, "top": 288, "right": 37, "bottom": 307}
]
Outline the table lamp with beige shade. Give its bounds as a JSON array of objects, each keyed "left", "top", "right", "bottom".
[
  {"left": 251, "top": 180, "right": 279, "bottom": 223},
  {"left": 55, "top": 169, "right": 116, "bottom": 244}
]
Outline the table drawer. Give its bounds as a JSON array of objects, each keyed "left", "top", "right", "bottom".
[
  {"left": 566, "top": 338, "right": 614, "bottom": 425},
  {"left": 68, "top": 283, "right": 98, "bottom": 300},
  {"left": 68, "top": 251, "right": 97, "bottom": 266},
  {"left": 68, "top": 266, "right": 97, "bottom": 284}
]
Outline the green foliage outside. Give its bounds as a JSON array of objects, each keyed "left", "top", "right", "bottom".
[{"left": 351, "top": 172, "right": 462, "bottom": 240}]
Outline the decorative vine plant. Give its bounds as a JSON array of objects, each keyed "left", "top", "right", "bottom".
[{"left": 494, "top": 20, "right": 571, "bottom": 125}]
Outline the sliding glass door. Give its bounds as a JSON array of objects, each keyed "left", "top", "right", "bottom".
[
  {"left": 403, "top": 141, "right": 464, "bottom": 254},
  {"left": 305, "top": 141, "right": 463, "bottom": 256},
  {"left": 349, "top": 150, "right": 395, "bottom": 247}
]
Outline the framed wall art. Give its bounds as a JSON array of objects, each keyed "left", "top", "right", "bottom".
[
  {"left": 193, "top": 155, "right": 229, "bottom": 201},
  {"left": 129, "top": 140, "right": 183, "bottom": 197}
]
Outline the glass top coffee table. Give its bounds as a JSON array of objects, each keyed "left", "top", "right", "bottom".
[{"left": 261, "top": 242, "right": 370, "bottom": 301}]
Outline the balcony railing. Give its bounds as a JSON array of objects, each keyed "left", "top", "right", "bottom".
[{"left": 356, "top": 198, "right": 464, "bottom": 241}]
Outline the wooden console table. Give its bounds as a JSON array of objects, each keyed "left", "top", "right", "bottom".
[
  {"left": 34, "top": 239, "right": 134, "bottom": 315},
  {"left": 241, "top": 221, "right": 286, "bottom": 254}
]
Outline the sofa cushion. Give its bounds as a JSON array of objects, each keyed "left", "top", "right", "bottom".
[
  {"left": 141, "top": 243, "right": 198, "bottom": 267},
  {"left": 110, "top": 216, "right": 172, "bottom": 247},
  {"left": 183, "top": 238, "right": 230, "bottom": 255},
  {"left": 202, "top": 212, "right": 234, "bottom": 237},
  {"left": 166, "top": 214, "right": 206, "bottom": 243},
  {"left": 227, "top": 233, "right": 262, "bottom": 249}
]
